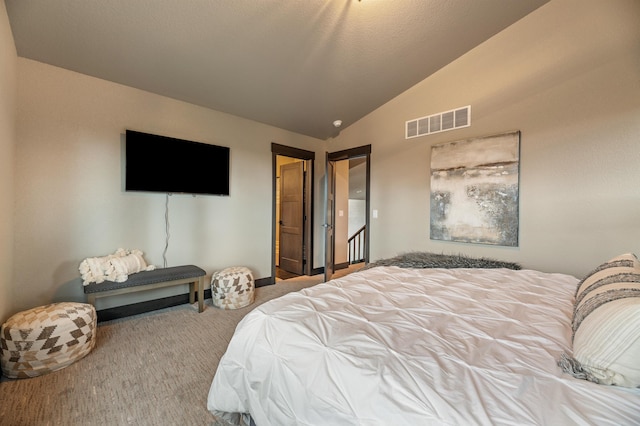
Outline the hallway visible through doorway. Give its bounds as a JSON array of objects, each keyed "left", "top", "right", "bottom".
[
  {"left": 276, "top": 266, "right": 300, "bottom": 281},
  {"left": 276, "top": 262, "right": 364, "bottom": 283}
]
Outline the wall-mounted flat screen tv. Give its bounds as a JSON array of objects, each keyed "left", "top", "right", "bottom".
[{"left": 125, "top": 130, "right": 230, "bottom": 196}]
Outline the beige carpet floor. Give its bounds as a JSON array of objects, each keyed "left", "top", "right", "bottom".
[{"left": 0, "top": 266, "right": 361, "bottom": 426}]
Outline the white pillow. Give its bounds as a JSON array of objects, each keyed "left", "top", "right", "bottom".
[
  {"left": 79, "top": 248, "right": 155, "bottom": 285},
  {"left": 570, "top": 253, "right": 640, "bottom": 387},
  {"left": 109, "top": 249, "right": 154, "bottom": 282}
]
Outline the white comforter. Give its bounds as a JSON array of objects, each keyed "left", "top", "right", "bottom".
[{"left": 207, "top": 267, "right": 640, "bottom": 425}]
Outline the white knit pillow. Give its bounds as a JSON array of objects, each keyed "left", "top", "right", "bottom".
[
  {"left": 570, "top": 253, "right": 640, "bottom": 387},
  {"left": 109, "top": 249, "right": 154, "bottom": 282},
  {"left": 79, "top": 248, "right": 155, "bottom": 285}
]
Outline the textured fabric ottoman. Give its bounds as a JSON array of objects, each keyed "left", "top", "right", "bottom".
[
  {"left": 0, "top": 302, "right": 96, "bottom": 379},
  {"left": 211, "top": 266, "right": 255, "bottom": 309}
]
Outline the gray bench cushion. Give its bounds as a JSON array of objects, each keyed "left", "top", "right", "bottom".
[{"left": 83, "top": 265, "right": 206, "bottom": 294}]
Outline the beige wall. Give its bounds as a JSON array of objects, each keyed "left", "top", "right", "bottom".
[
  {"left": 0, "top": 2, "right": 16, "bottom": 323},
  {"left": 330, "top": 0, "right": 640, "bottom": 277},
  {"left": 11, "top": 59, "right": 323, "bottom": 316}
]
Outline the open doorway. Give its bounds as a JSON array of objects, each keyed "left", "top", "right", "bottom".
[
  {"left": 325, "top": 145, "right": 371, "bottom": 281},
  {"left": 272, "top": 143, "right": 315, "bottom": 284}
]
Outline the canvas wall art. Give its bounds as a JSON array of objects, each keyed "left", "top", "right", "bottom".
[{"left": 430, "top": 131, "right": 520, "bottom": 246}]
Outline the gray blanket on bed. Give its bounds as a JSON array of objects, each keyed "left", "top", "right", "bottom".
[{"left": 362, "top": 251, "right": 521, "bottom": 270}]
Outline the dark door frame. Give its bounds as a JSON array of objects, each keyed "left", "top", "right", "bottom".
[
  {"left": 326, "top": 144, "right": 371, "bottom": 277},
  {"left": 271, "top": 143, "right": 315, "bottom": 284},
  {"left": 324, "top": 155, "right": 335, "bottom": 282}
]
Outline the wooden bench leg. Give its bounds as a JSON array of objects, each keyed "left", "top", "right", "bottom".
[
  {"left": 188, "top": 278, "right": 205, "bottom": 313},
  {"left": 198, "top": 276, "right": 204, "bottom": 313},
  {"left": 189, "top": 281, "right": 196, "bottom": 305}
]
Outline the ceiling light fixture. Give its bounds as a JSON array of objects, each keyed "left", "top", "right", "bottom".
[{"left": 333, "top": 120, "right": 343, "bottom": 128}]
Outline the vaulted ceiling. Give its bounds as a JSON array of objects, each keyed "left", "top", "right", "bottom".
[{"left": 5, "top": 0, "right": 549, "bottom": 140}]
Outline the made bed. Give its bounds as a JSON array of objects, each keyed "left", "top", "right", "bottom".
[{"left": 207, "top": 253, "right": 640, "bottom": 425}]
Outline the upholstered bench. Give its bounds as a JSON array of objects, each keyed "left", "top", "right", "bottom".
[
  {"left": 1, "top": 302, "right": 96, "bottom": 379},
  {"left": 211, "top": 266, "right": 255, "bottom": 309},
  {"left": 83, "top": 265, "right": 206, "bottom": 312}
]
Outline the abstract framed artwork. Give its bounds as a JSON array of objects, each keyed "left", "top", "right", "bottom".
[{"left": 430, "top": 131, "right": 520, "bottom": 246}]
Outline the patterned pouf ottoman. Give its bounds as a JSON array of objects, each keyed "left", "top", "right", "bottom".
[
  {"left": 0, "top": 302, "right": 96, "bottom": 379},
  {"left": 211, "top": 266, "right": 255, "bottom": 309}
]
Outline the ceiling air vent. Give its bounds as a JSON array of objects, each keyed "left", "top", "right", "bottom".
[{"left": 405, "top": 105, "right": 471, "bottom": 139}]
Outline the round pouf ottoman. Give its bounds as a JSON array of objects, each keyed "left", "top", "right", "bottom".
[
  {"left": 211, "top": 266, "right": 255, "bottom": 309},
  {"left": 0, "top": 302, "right": 96, "bottom": 379}
]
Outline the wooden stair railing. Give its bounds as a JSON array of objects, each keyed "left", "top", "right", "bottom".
[{"left": 348, "top": 225, "right": 366, "bottom": 264}]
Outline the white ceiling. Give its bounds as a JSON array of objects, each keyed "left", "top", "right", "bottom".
[{"left": 5, "top": 0, "right": 549, "bottom": 140}]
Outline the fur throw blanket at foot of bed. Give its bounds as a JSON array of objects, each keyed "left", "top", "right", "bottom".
[{"left": 362, "top": 251, "right": 521, "bottom": 270}]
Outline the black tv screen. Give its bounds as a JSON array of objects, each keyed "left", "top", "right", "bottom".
[{"left": 125, "top": 130, "right": 230, "bottom": 196}]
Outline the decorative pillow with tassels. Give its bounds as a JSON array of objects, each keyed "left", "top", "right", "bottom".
[{"left": 559, "top": 253, "right": 640, "bottom": 388}]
